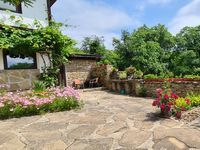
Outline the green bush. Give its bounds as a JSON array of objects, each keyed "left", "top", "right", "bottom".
[
  {"left": 138, "top": 86, "right": 147, "bottom": 97},
  {"left": 184, "top": 75, "right": 200, "bottom": 80},
  {"left": 175, "top": 97, "right": 191, "bottom": 110},
  {"left": 33, "top": 81, "right": 46, "bottom": 92},
  {"left": 144, "top": 74, "right": 158, "bottom": 79},
  {"left": 119, "top": 71, "right": 127, "bottom": 79},
  {"left": 0, "top": 87, "right": 81, "bottom": 119},
  {"left": 186, "top": 93, "right": 200, "bottom": 107},
  {"left": 134, "top": 70, "right": 143, "bottom": 79},
  {"left": 0, "top": 98, "right": 80, "bottom": 119},
  {"left": 125, "top": 66, "right": 136, "bottom": 76}
]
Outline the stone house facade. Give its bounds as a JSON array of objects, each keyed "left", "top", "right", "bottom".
[{"left": 0, "top": 0, "right": 56, "bottom": 90}]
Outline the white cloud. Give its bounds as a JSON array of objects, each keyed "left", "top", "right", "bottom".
[
  {"left": 147, "top": 0, "right": 172, "bottom": 5},
  {"left": 52, "top": 0, "right": 139, "bottom": 49},
  {"left": 137, "top": 0, "right": 172, "bottom": 12},
  {"left": 169, "top": 0, "right": 200, "bottom": 34}
]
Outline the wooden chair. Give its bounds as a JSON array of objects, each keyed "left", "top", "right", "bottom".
[
  {"left": 74, "top": 79, "right": 84, "bottom": 89},
  {"left": 89, "top": 78, "right": 99, "bottom": 88}
]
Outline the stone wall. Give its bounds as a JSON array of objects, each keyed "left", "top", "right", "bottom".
[
  {"left": 106, "top": 80, "right": 200, "bottom": 97},
  {"left": 143, "top": 81, "right": 200, "bottom": 97},
  {"left": 0, "top": 69, "right": 40, "bottom": 91},
  {"left": 65, "top": 59, "right": 97, "bottom": 86}
]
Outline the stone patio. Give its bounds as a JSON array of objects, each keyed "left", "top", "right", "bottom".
[{"left": 0, "top": 90, "right": 199, "bottom": 150}]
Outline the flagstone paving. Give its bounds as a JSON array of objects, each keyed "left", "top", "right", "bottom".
[{"left": 0, "top": 90, "right": 199, "bottom": 150}]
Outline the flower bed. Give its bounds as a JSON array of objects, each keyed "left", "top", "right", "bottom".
[
  {"left": 0, "top": 86, "right": 81, "bottom": 119},
  {"left": 152, "top": 88, "right": 200, "bottom": 119}
]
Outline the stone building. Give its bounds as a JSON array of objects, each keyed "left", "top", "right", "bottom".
[
  {"left": 64, "top": 54, "right": 102, "bottom": 87},
  {"left": 0, "top": 0, "right": 57, "bottom": 91}
]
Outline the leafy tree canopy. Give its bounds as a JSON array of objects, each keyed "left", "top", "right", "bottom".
[
  {"left": 81, "top": 35, "right": 106, "bottom": 56},
  {"left": 113, "top": 24, "right": 175, "bottom": 74}
]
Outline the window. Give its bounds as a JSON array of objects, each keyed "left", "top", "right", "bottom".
[
  {"left": 0, "top": 0, "right": 22, "bottom": 13},
  {"left": 3, "top": 52, "right": 37, "bottom": 69}
]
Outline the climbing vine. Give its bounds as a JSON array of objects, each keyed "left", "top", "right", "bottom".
[
  {"left": 2, "top": 0, "right": 35, "bottom": 6},
  {"left": 0, "top": 18, "right": 75, "bottom": 86}
]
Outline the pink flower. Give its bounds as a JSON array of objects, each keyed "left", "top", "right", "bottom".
[
  {"left": 171, "top": 93, "right": 178, "bottom": 99},
  {"left": 164, "top": 94, "right": 169, "bottom": 100},
  {"left": 160, "top": 103, "right": 165, "bottom": 110},
  {"left": 152, "top": 100, "right": 159, "bottom": 106},
  {"left": 156, "top": 88, "right": 162, "bottom": 97}
]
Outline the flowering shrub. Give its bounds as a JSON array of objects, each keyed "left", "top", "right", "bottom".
[
  {"left": 152, "top": 88, "right": 191, "bottom": 118},
  {"left": 186, "top": 93, "right": 200, "bottom": 107},
  {"left": 0, "top": 86, "right": 81, "bottom": 119}
]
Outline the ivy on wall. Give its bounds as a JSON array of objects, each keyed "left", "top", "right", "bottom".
[{"left": 0, "top": 18, "right": 75, "bottom": 86}]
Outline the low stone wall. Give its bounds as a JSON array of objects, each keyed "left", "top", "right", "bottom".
[
  {"left": 106, "top": 79, "right": 141, "bottom": 95},
  {"left": 144, "top": 81, "right": 200, "bottom": 97},
  {"left": 106, "top": 80, "right": 200, "bottom": 97},
  {"left": 0, "top": 69, "right": 40, "bottom": 91}
]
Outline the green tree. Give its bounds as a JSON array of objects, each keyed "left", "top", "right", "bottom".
[
  {"left": 170, "top": 50, "right": 200, "bottom": 75},
  {"left": 113, "top": 24, "right": 175, "bottom": 74},
  {"left": 176, "top": 26, "right": 200, "bottom": 57},
  {"left": 81, "top": 35, "right": 106, "bottom": 55}
]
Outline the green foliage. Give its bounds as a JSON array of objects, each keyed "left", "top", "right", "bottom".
[
  {"left": 144, "top": 74, "right": 158, "bottom": 79},
  {"left": 183, "top": 75, "right": 200, "bottom": 80},
  {"left": 170, "top": 50, "right": 199, "bottom": 76},
  {"left": 100, "top": 50, "right": 120, "bottom": 67},
  {"left": 175, "top": 97, "right": 191, "bottom": 110},
  {"left": 113, "top": 24, "right": 175, "bottom": 73},
  {"left": 0, "top": 103, "right": 11, "bottom": 119},
  {"left": 109, "top": 68, "right": 118, "bottom": 79},
  {"left": 39, "top": 67, "right": 59, "bottom": 87},
  {"left": 138, "top": 86, "right": 147, "bottom": 97},
  {"left": 113, "top": 24, "right": 200, "bottom": 76},
  {"left": 33, "top": 81, "right": 46, "bottom": 92},
  {"left": 0, "top": 98, "right": 80, "bottom": 119},
  {"left": 186, "top": 93, "right": 200, "bottom": 107},
  {"left": 0, "top": 20, "right": 75, "bottom": 86},
  {"left": 118, "top": 71, "right": 127, "bottom": 79},
  {"left": 125, "top": 66, "right": 136, "bottom": 77},
  {"left": 3, "top": 0, "right": 35, "bottom": 6},
  {"left": 134, "top": 70, "right": 143, "bottom": 79},
  {"left": 49, "top": 97, "right": 79, "bottom": 112},
  {"left": 81, "top": 36, "right": 106, "bottom": 55}
]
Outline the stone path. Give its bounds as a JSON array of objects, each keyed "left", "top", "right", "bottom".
[{"left": 0, "top": 90, "right": 199, "bottom": 150}]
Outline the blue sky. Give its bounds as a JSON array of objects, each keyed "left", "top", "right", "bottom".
[{"left": 52, "top": 0, "right": 200, "bottom": 49}]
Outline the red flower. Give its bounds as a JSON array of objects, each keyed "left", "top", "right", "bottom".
[
  {"left": 156, "top": 88, "right": 162, "bottom": 96},
  {"left": 181, "top": 106, "right": 186, "bottom": 111},
  {"left": 152, "top": 100, "right": 159, "bottom": 106},
  {"left": 185, "top": 99, "right": 190, "bottom": 105},
  {"left": 160, "top": 103, "right": 165, "bottom": 110},
  {"left": 164, "top": 94, "right": 169, "bottom": 100},
  {"left": 168, "top": 102, "right": 173, "bottom": 106},
  {"left": 176, "top": 112, "right": 182, "bottom": 119},
  {"left": 165, "top": 105, "right": 171, "bottom": 112},
  {"left": 171, "top": 93, "right": 178, "bottom": 99}
]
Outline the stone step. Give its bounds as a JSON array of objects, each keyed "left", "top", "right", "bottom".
[{"left": 80, "top": 87, "right": 107, "bottom": 92}]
